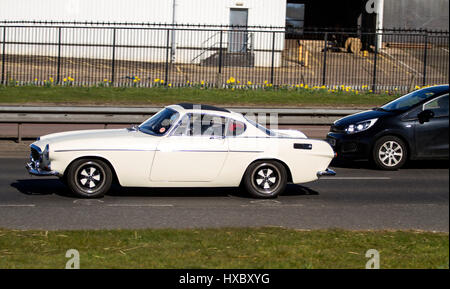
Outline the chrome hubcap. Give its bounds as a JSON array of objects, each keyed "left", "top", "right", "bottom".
[
  {"left": 75, "top": 162, "right": 105, "bottom": 194},
  {"left": 379, "top": 141, "right": 403, "bottom": 167},
  {"left": 252, "top": 164, "right": 280, "bottom": 194}
]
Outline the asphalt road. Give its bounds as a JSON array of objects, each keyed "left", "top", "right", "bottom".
[{"left": 0, "top": 157, "right": 448, "bottom": 232}]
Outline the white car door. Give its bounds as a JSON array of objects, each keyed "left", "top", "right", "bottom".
[{"left": 150, "top": 113, "right": 229, "bottom": 182}]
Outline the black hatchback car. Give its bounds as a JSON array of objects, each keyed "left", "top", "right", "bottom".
[{"left": 326, "top": 85, "right": 449, "bottom": 170}]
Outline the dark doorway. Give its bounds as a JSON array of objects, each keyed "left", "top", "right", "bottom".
[{"left": 229, "top": 8, "right": 248, "bottom": 53}]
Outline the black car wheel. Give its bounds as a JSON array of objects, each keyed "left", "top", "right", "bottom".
[
  {"left": 67, "top": 159, "right": 112, "bottom": 198},
  {"left": 372, "top": 136, "right": 408, "bottom": 170},
  {"left": 243, "top": 161, "right": 287, "bottom": 198}
]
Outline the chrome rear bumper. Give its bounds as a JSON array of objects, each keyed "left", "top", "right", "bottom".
[{"left": 317, "top": 168, "right": 336, "bottom": 178}]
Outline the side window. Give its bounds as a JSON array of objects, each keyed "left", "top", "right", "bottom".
[
  {"left": 172, "top": 114, "right": 191, "bottom": 136},
  {"left": 423, "top": 94, "right": 449, "bottom": 118},
  {"left": 226, "top": 119, "right": 247, "bottom": 136},
  {"left": 171, "top": 113, "right": 226, "bottom": 137},
  {"left": 199, "top": 114, "right": 226, "bottom": 137}
]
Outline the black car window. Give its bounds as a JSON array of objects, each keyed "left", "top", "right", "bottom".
[
  {"left": 381, "top": 88, "right": 439, "bottom": 111},
  {"left": 423, "top": 94, "right": 449, "bottom": 118}
]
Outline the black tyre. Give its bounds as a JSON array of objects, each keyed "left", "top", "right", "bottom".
[
  {"left": 59, "top": 175, "right": 68, "bottom": 187},
  {"left": 243, "top": 161, "right": 287, "bottom": 198},
  {"left": 372, "top": 136, "right": 408, "bottom": 170},
  {"left": 67, "top": 159, "right": 112, "bottom": 198}
]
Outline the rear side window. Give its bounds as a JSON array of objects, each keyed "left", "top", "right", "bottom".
[
  {"left": 226, "top": 120, "right": 246, "bottom": 136},
  {"left": 423, "top": 94, "right": 449, "bottom": 118}
]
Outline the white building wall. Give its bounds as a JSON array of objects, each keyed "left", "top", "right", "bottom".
[{"left": 0, "top": 0, "right": 286, "bottom": 67}]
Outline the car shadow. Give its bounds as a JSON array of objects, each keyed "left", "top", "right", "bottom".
[
  {"left": 110, "top": 185, "right": 245, "bottom": 198},
  {"left": 282, "top": 184, "right": 319, "bottom": 196},
  {"left": 11, "top": 179, "right": 318, "bottom": 199},
  {"left": 331, "top": 159, "right": 449, "bottom": 170},
  {"left": 11, "top": 179, "right": 72, "bottom": 197}
]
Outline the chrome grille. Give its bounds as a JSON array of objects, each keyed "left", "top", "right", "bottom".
[{"left": 31, "top": 147, "right": 40, "bottom": 161}]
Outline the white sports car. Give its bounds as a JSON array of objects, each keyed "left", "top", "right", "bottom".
[{"left": 26, "top": 103, "right": 336, "bottom": 198}]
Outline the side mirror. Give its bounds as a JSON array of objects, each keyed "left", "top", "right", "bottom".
[{"left": 418, "top": 109, "right": 435, "bottom": 124}]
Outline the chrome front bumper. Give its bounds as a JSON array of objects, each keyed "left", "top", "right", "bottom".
[
  {"left": 26, "top": 162, "right": 59, "bottom": 176},
  {"left": 26, "top": 143, "right": 59, "bottom": 176},
  {"left": 317, "top": 168, "right": 336, "bottom": 178}
]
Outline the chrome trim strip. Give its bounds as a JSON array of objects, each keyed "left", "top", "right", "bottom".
[
  {"left": 229, "top": 150, "right": 264, "bottom": 153},
  {"left": 163, "top": 150, "right": 229, "bottom": 153},
  {"left": 54, "top": 149, "right": 157, "bottom": 152},
  {"left": 54, "top": 148, "right": 264, "bottom": 153}
]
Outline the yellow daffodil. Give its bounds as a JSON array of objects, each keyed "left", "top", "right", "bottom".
[{"left": 247, "top": 81, "right": 252, "bottom": 85}]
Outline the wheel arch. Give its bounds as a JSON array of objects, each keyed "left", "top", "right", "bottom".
[
  {"left": 240, "top": 158, "right": 293, "bottom": 186},
  {"left": 372, "top": 131, "right": 412, "bottom": 160},
  {"left": 64, "top": 155, "right": 120, "bottom": 184}
]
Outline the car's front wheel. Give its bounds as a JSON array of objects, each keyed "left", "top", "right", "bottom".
[
  {"left": 67, "top": 159, "right": 112, "bottom": 198},
  {"left": 372, "top": 136, "right": 408, "bottom": 170},
  {"left": 243, "top": 161, "right": 287, "bottom": 198}
]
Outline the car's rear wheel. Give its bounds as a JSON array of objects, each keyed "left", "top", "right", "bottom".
[
  {"left": 67, "top": 159, "right": 112, "bottom": 198},
  {"left": 243, "top": 161, "right": 287, "bottom": 198},
  {"left": 372, "top": 136, "right": 407, "bottom": 170}
]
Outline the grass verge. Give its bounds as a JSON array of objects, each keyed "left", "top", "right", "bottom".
[
  {"left": 0, "top": 227, "right": 448, "bottom": 269},
  {"left": 0, "top": 86, "right": 399, "bottom": 107}
]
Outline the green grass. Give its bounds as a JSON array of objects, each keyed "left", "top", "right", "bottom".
[
  {"left": 0, "top": 228, "right": 447, "bottom": 269},
  {"left": 0, "top": 86, "right": 400, "bottom": 107}
]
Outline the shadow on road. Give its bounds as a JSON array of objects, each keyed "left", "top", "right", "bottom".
[
  {"left": 11, "top": 179, "right": 318, "bottom": 199},
  {"left": 331, "top": 159, "right": 449, "bottom": 170},
  {"left": 11, "top": 179, "right": 71, "bottom": 197},
  {"left": 283, "top": 184, "right": 319, "bottom": 196}
]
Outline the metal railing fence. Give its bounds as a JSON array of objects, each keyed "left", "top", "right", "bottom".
[{"left": 0, "top": 22, "right": 448, "bottom": 92}]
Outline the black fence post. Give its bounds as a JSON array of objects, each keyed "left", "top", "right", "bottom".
[
  {"left": 422, "top": 32, "right": 428, "bottom": 86},
  {"left": 111, "top": 28, "right": 116, "bottom": 85},
  {"left": 1, "top": 27, "right": 6, "bottom": 85},
  {"left": 56, "top": 27, "right": 62, "bottom": 84},
  {"left": 372, "top": 32, "right": 379, "bottom": 92},
  {"left": 218, "top": 30, "right": 223, "bottom": 74},
  {"left": 322, "top": 32, "right": 328, "bottom": 86},
  {"left": 270, "top": 31, "right": 275, "bottom": 84},
  {"left": 164, "top": 29, "right": 170, "bottom": 85}
]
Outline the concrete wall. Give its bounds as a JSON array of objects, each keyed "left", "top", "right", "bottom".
[{"left": 383, "top": 0, "right": 449, "bottom": 30}]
